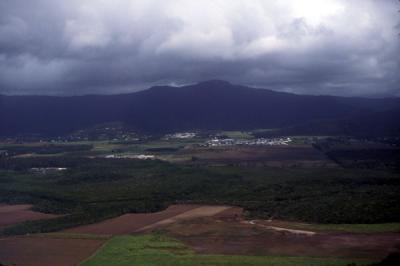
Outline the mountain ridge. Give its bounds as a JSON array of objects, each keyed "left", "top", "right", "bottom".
[
  {"left": 2, "top": 79, "right": 399, "bottom": 99},
  {"left": 1, "top": 80, "right": 399, "bottom": 137}
]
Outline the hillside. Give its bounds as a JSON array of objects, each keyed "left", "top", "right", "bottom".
[
  {"left": 257, "top": 108, "right": 400, "bottom": 137},
  {"left": 1, "top": 80, "right": 399, "bottom": 136}
]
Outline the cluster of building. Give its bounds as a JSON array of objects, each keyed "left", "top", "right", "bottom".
[
  {"left": 204, "top": 137, "right": 292, "bottom": 147},
  {"left": 105, "top": 154, "right": 155, "bottom": 160},
  {"left": 30, "top": 167, "right": 67, "bottom": 174},
  {"left": 164, "top": 132, "right": 196, "bottom": 139}
]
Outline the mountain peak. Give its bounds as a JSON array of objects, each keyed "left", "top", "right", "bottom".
[
  {"left": 1, "top": 80, "right": 399, "bottom": 137},
  {"left": 196, "top": 80, "right": 232, "bottom": 86}
]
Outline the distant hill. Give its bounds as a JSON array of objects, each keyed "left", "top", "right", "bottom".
[
  {"left": 1, "top": 80, "right": 399, "bottom": 137},
  {"left": 256, "top": 108, "right": 400, "bottom": 137}
]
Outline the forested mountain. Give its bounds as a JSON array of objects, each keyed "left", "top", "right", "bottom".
[{"left": 1, "top": 80, "right": 399, "bottom": 136}]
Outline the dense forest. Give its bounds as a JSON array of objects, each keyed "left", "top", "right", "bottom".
[{"left": 1, "top": 155, "right": 399, "bottom": 235}]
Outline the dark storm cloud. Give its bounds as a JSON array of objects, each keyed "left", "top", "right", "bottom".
[{"left": 0, "top": 0, "right": 399, "bottom": 96}]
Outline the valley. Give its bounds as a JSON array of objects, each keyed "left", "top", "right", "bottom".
[{"left": 0, "top": 131, "right": 399, "bottom": 265}]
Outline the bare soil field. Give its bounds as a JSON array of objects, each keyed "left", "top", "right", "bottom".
[
  {"left": 0, "top": 204, "right": 59, "bottom": 230},
  {"left": 164, "top": 210, "right": 400, "bottom": 260},
  {"left": 0, "top": 205, "right": 236, "bottom": 266},
  {"left": 0, "top": 236, "right": 105, "bottom": 266},
  {"left": 65, "top": 204, "right": 231, "bottom": 235},
  {"left": 136, "top": 205, "right": 232, "bottom": 232}
]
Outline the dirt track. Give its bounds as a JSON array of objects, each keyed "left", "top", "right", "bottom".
[
  {"left": 0, "top": 204, "right": 59, "bottom": 230},
  {"left": 246, "top": 220, "right": 316, "bottom": 235}
]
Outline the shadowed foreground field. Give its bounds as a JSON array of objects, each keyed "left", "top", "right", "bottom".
[{"left": 0, "top": 235, "right": 105, "bottom": 266}]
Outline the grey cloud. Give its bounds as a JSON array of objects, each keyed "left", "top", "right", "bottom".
[{"left": 0, "top": 0, "right": 399, "bottom": 96}]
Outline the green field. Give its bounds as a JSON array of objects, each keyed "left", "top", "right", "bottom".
[
  {"left": 220, "top": 131, "right": 254, "bottom": 139},
  {"left": 0, "top": 138, "right": 205, "bottom": 157},
  {"left": 80, "top": 234, "right": 373, "bottom": 266}
]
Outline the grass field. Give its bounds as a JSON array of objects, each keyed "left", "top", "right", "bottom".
[
  {"left": 80, "top": 234, "right": 374, "bottom": 266},
  {"left": 220, "top": 131, "right": 254, "bottom": 139}
]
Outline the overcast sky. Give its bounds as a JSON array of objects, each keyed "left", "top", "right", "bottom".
[{"left": 0, "top": 0, "right": 399, "bottom": 96}]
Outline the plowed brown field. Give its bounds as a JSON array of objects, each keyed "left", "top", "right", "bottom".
[
  {"left": 64, "top": 204, "right": 232, "bottom": 235},
  {"left": 0, "top": 204, "right": 59, "bottom": 230},
  {"left": 0, "top": 236, "right": 105, "bottom": 266}
]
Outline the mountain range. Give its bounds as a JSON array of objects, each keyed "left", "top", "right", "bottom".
[{"left": 1, "top": 80, "right": 399, "bottom": 137}]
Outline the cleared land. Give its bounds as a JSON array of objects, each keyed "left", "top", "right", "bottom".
[
  {"left": 1, "top": 204, "right": 399, "bottom": 265},
  {"left": 163, "top": 209, "right": 400, "bottom": 259},
  {"left": 0, "top": 204, "right": 59, "bottom": 230},
  {"left": 64, "top": 204, "right": 230, "bottom": 235},
  {"left": 136, "top": 205, "right": 232, "bottom": 232},
  {"left": 0, "top": 205, "right": 236, "bottom": 266}
]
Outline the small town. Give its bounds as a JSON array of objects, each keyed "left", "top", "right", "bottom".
[
  {"left": 204, "top": 137, "right": 292, "bottom": 147},
  {"left": 164, "top": 132, "right": 197, "bottom": 139},
  {"left": 105, "top": 154, "right": 156, "bottom": 160}
]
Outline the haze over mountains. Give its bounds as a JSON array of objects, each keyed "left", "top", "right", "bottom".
[{"left": 1, "top": 80, "right": 399, "bottom": 137}]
